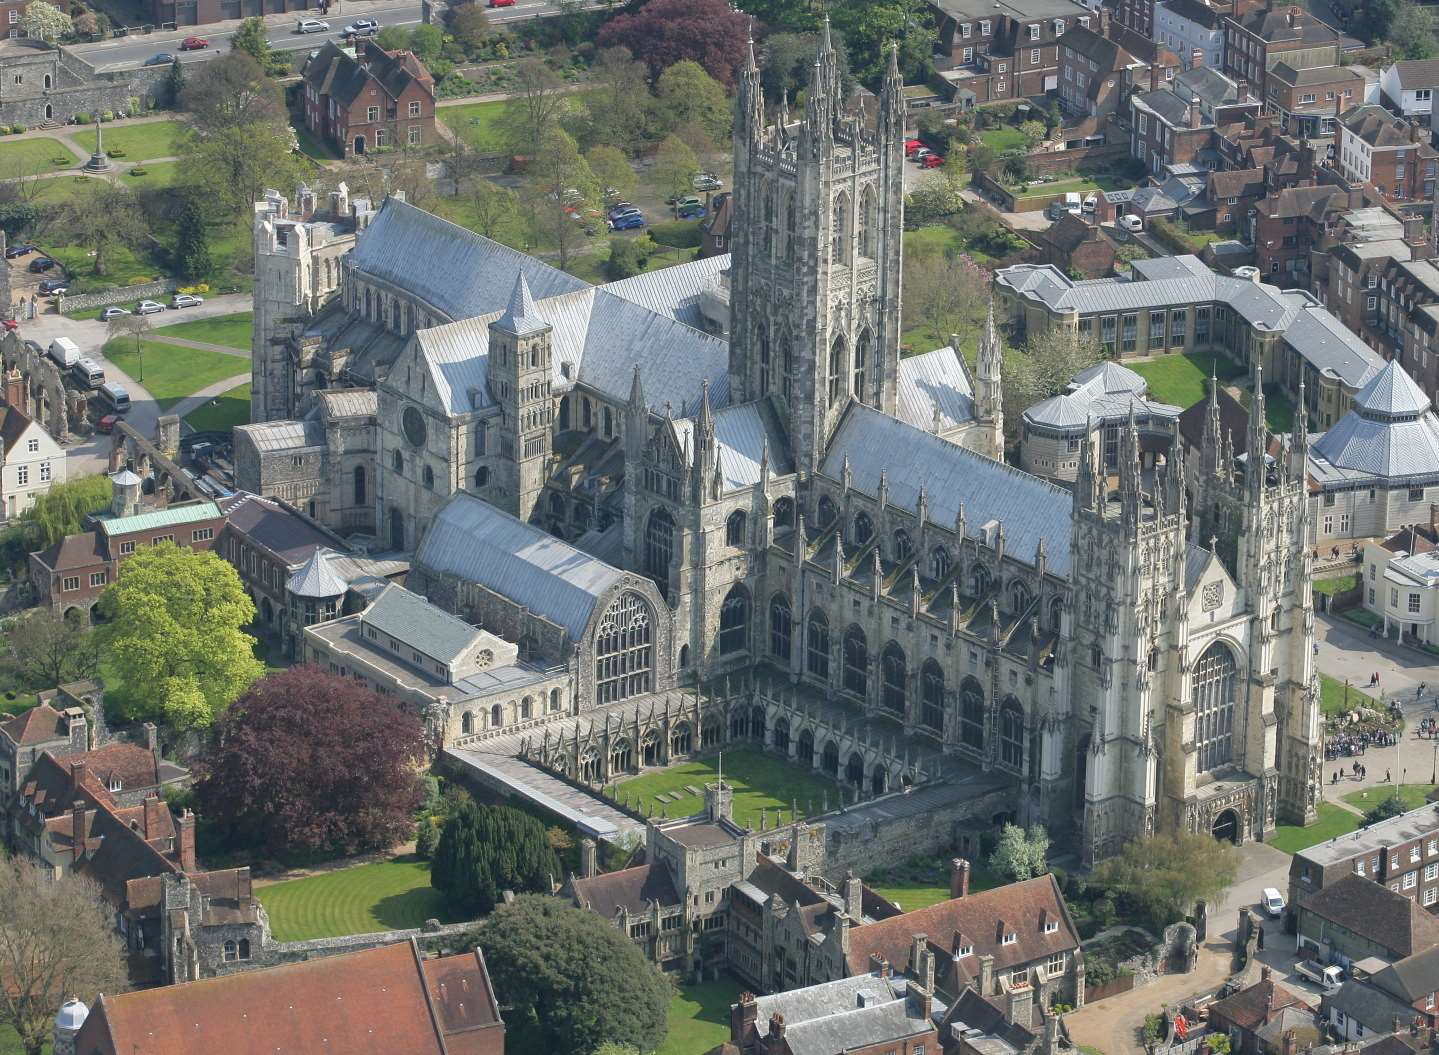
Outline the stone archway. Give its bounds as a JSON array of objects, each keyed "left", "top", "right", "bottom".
[{"left": 1212, "top": 808, "right": 1240, "bottom": 844}]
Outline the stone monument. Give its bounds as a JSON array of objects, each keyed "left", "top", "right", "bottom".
[{"left": 82, "top": 116, "right": 111, "bottom": 172}]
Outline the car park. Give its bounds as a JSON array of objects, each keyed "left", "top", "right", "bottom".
[
  {"left": 607, "top": 203, "right": 635, "bottom": 218},
  {"left": 144, "top": 52, "right": 175, "bottom": 65},
  {"left": 905, "top": 138, "right": 925, "bottom": 156},
  {"left": 38, "top": 280, "right": 68, "bottom": 296},
  {"left": 608, "top": 213, "right": 646, "bottom": 231},
  {"left": 1118, "top": 213, "right": 1144, "bottom": 232},
  {"left": 171, "top": 293, "right": 205, "bottom": 309},
  {"left": 4, "top": 243, "right": 36, "bottom": 259},
  {"left": 180, "top": 36, "right": 209, "bottom": 49},
  {"left": 101, "top": 307, "right": 131, "bottom": 321},
  {"left": 296, "top": 18, "right": 330, "bottom": 32},
  {"left": 28, "top": 257, "right": 55, "bottom": 273},
  {"left": 136, "top": 300, "right": 166, "bottom": 315}
]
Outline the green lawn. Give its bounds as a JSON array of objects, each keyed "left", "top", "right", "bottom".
[
  {"left": 1267, "top": 802, "right": 1362, "bottom": 854},
  {"left": 255, "top": 857, "right": 459, "bottom": 941},
  {"left": 184, "top": 383, "right": 251, "bottom": 433},
  {"left": 980, "top": 126, "right": 1028, "bottom": 154},
  {"left": 1314, "top": 575, "right": 1357, "bottom": 597},
  {"left": 1320, "top": 673, "right": 1379, "bottom": 719},
  {"left": 657, "top": 979, "right": 742, "bottom": 1055},
  {"left": 0, "top": 691, "right": 36, "bottom": 716},
  {"left": 1014, "top": 175, "right": 1122, "bottom": 200},
  {"left": 867, "top": 858, "right": 1003, "bottom": 912},
  {"left": 101, "top": 338, "right": 248, "bottom": 410},
  {"left": 154, "top": 311, "right": 253, "bottom": 350},
  {"left": 0, "top": 137, "right": 79, "bottom": 178},
  {"left": 1344, "top": 784, "right": 1437, "bottom": 814},
  {"left": 47, "top": 242, "right": 162, "bottom": 293},
  {"left": 1130, "top": 351, "right": 1245, "bottom": 410},
  {"left": 0, "top": 1022, "right": 29, "bottom": 1055},
  {"left": 608, "top": 749, "right": 841, "bottom": 827},
  {"left": 904, "top": 224, "right": 965, "bottom": 256},
  {"left": 118, "top": 160, "right": 178, "bottom": 189},
  {"left": 438, "top": 99, "right": 507, "bottom": 151},
  {"left": 77, "top": 119, "right": 187, "bottom": 161}
]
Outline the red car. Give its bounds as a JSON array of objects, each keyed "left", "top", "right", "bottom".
[
  {"left": 1, "top": 319, "right": 16, "bottom": 332},
  {"left": 921, "top": 153, "right": 945, "bottom": 168},
  {"left": 905, "top": 138, "right": 925, "bottom": 157},
  {"left": 97, "top": 415, "right": 118, "bottom": 434},
  {"left": 488, "top": 0, "right": 514, "bottom": 7},
  {"left": 180, "top": 35, "right": 208, "bottom": 49}
]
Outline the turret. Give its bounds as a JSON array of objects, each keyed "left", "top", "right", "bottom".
[{"left": 738, "top": 26, "right": 764, "bottom": 144}]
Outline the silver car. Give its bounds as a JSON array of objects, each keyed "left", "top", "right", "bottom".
[
  {"left": 136, "top": 300, "right": 166, "bottom": 315},
  {"left": 296, "top": 18, "right": 330, "bottom": 33}
]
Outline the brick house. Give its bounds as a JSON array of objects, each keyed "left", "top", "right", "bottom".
[
  {"left": 1207, "top": 167, "right": 1266, "bottom": 233},
  {"left": 1290, "top": 803, "right": 1439, "bottom": 925},
  {"left": 1224, "top": 3, "right": 1341, "bottom": 97},
  {"left": 28, "top": 477, "right": 225, "bottom": 618},
  {"left": 1208, "top": 969, "right": 1312, "bottom": 1055},
  {"left": 1250, "top": 183, "right": 1349, "bottom": 285},
  {"left": 1298, "top": 874, "right": 1439, "bottom": 966},
  {"left": 1335, "top": 105, "right": 1439, "bottom": 204},
  {"left": 930, "top": 0, "right": 1094, "bottom": 104},
  {"left": 302, "top": 41, "right": 436, "bottom": 159},
  {"left": 1056, "top": 23, "right": 1144, "bottom": 123},
  {"left": 1265, "top": 62, "right": 1363, "bottom": 138},
  {"left": 1131, "top": 65, "right": 1259, "bottom": 175},
  {"left": 1036, "top": 213, "right": 1116, "bottom": 276}
]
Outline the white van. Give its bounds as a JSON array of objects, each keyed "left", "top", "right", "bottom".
[
  {"left": 71, "top": 358, "right": 105, "bottom": 390},
  {"left": 1261, "top": 887, "right": 1285, "bottom": 917},
  {"left": 47, "top": 337, "right": 79, "bottom": 370},
  {"left": 1064, "top": 191, "right": 1082, "bottom": 215}
]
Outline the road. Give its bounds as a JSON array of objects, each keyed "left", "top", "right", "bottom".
[{"left": 71, "top": 0, "right": 566, "bottom": 72}]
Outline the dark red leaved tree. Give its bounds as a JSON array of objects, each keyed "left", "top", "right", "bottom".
[
  {"left": 597, "top": 0, "right": 750, "bottom": 89},
  {"left": 195, "top": 666, "right": 427, "bottom": 858}
]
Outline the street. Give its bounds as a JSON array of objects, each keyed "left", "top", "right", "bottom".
[{"left": 70, "top": 0, "right": 568, "bottom": 72}]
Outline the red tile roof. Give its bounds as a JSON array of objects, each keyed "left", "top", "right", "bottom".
[
  {"left": 1210, "top": 973, "right": 1309, "bottom": 1031},
  {"left": 0, "top": 701, "right": 66, "bottom": 746}
]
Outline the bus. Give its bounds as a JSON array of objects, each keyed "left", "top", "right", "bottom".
[{"left": 98, "top": 382, "right": 130, "bottom": 414}]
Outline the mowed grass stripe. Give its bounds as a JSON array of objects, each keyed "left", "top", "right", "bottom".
[
  {"left": 256, "top": 858, "right": 457, "bottom": 941},
  {"left": 608, "top": 749, "right": 842, "bottom": 827}
]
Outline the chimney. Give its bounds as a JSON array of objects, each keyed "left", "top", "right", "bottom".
[
  {"left": 731, "top": 992, "right": 759, "bottom": 1047},
  {"left": 69, "top": 758, "right": 86, "bottom": 796},
  {"left": 908, "top": 978, "right": 933, "bottom": 1022},
  {"left": 951, "top": 857, "right": 971, "bottom": 899},
  {"left": 3, "top": 368, "right": 25, "bottom": 410},
  {"left": 910, "top": 933, "right": 929, "bottom": 976},
  {"left": 765, "top": 1013, "right": 786, "bottom": 1055},
  {"left": 1150, "top": 63, "right": 1160, "bottom": 92},
  {"left": 1262, "top": 965, "right": 1272, "bottom": 981},
  {"left": 142, "top": 794, "right": 165, "bottom": 840},
  {"left": 1190, "top": 100, "right": 1203, "bottom": 129},
  {"left": 579, "top": 837, "right": 597, "bottom": 879},
  {"left": 1191, "top": 48, "right": 1203, "bottom": 69},
  {"left": 71, "top": 801, "right": 86, "bottom": 862},
  {"left": 845, "top": 870, "right": 863, "bottom": 919},
  {"left": 66, "top": 709, "right": 87, "bottom": 754},
  {"left": 178, "top": 810, "right": 196, "bottom": 871},
  {"left": 980, "top": 953, "right": 995, "bottom": 994}
]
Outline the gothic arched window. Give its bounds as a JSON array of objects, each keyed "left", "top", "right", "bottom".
[
  {"left": 931, "top": 546, "right": 952, "bottom": 582},
  {"left": 773, "top": 497, "right": 795, "bottom": 530},
  {"left": 645, "top": 509, "right": 674, "bottom": 599},
  {"left": 422, "top": 465, "right": 435, "bottom": 490},
  {"left": 843, "top": 625, "right": 868, "bottom": 695},
  {"left": 778, "top": 330, "right": 793, "bottom": 401},
  {"left": 828, "top": 336, "right": 845, "bottom": 406},
  {"left": 354, "top": 465, "right": 366, "bottom": 506},
  {"left": 921, "top": 660, "right": 944, "bottom": 732},
  {"left": 1193, "top": 641, "right": 1238, "bottom": 772},
  {"left": 859, "top": 184, "right": 878, "bottom": 259},
  {"left": 757, "top": 322, "right": 771, "bottom": 394},
  {"left": 1000, "top": 698, "right": 1024, "bottom": 769},
  {"left": 881, "top": 643, "right": 906, "bottom": 714},
  {"left": 1009, "top": 580, "right": 1032, "bottom": 614},
  {"left": 1049, "top": 597, "right": 1064, "bottom": 632},
  {"left": 807, "top": 609, "right": 830, "bottom": 679},
  {"left": 770, "top": 594, "right": 792, "bottom": 661},
  {"left": 818, "top": 495, "right": 838, "bottom": 529},
  {"left": 832, "top": 191, "right": 851, "bottom": 267},
  {"left": 894, "top": 529, "right": 913, "bottom": 565},
  {"left": 972, "top": 564, "right": 991, "bottom": 596},
  {"left": 595, "top": 592, "right": 654, "bottom": 704},
  {"left": 853, "top": 512, "right": 874, "bottom": 546},
  {"left": 720, "top": 586, "right": 749, "bottom": 655},
  {"left": 392, "top": 449, "right": 403, "bottom": 473},
  {"left": 853, "top": 329, "right": 871, "bottom": 402},
  {"left": 960, "top": 676, "right": 985, "bottom": 750},
  {"left": 783, "top": 190, "right": 796, "bottom": 260},
  {"left": 726, "top": 510, "right": 747, "bottom": 547}
]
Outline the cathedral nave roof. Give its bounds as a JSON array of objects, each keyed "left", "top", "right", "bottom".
[
  {"left": 669, "top": 400, "right": 794, "bottom": 491},
  {"left": 896, "top": 346, "right": 977, "bottom": 433}
]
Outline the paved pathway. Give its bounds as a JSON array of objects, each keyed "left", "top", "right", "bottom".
[
  {"left": 148, "top": 334, "right": 249, "bottom": 358},
  {"left": 169, "top": 373, "right": 251, "bottom": 424}
]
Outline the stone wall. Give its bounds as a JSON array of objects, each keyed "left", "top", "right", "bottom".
[
  {"left": 57, "top": 279, "right": 176, "bottom": 314},
  {"left": 0, "top": 42, "right": 171, "bottom": 127}
]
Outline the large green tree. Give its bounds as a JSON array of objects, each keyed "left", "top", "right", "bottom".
[
  {"left": 431, "top": 802, "right": 560, "bottom": 914},
  {"left": 830, "top": 0, "right": 935, "bottom": 89},
  {"left": 654, "top": 134, "right": 700, "bottom": 209},
  {"left": 56, "top": 182, "right": 144, "bottom": 278},
  {"left": 584, "top": 47, "right": 653, "bottom": 154},
  {"left": 656, "top": 60, "right": 731, "bottom": 143},
  {"left": 524, "top": 127, "right": 598, "bottom": 270},
  {"left": 16, "top": 475, "right": 112, "bottom": 549},
  {"left": 761, "top": 30, "right": 852, "bottom": 103},
  {"left": 231, "top": 15, "right": 287, "bottom": 75},
  {"left": 988, "top": 823, "right": 1050, "bottom": 882},
  {"left": 19, "top": 0, "right": 70, "bottom": 43},
  {"left": 4, "top": 608, "right": 97, "bottom": 690},
  {"left": 472, "top": 896, "right": 670, "bottom": 1054},
  {"left": 1094, "top": 830, "right": 1240, "bottom": 927},
  {"left": 98, "top": 542, "right": 263, "bottom": 729},
  {"left": 174, "top": 196, "right": 214, "bottom": 281}
]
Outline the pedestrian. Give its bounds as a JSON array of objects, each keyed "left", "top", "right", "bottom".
[{"left": 1387, "top": 768, "right": 1392, "bottom": 783}]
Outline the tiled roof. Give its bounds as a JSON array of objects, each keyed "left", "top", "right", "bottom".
[
  {"left": 32, "top": 529, "right": 105, "bottom": 573},
  {"left": 1342, "top": 104, "right": 1425, "bottom": 149},
  {"left": 1160, "top": 0, "right": 1224, "bottom": 29},
  {"left": 81, "top": 743, "right": 160, "bottom": 793},
  {"left": 1389, "top": 59, "right": 1439, "bottom": 89},
  {"left": 1373, "top": 946, "right": 1439, "bottom": 1003},
  {"left": 219, "top": 493, "right": 337, "bottom": 565},
  {"left": 0, "top": 701, "right": 66, "bottom": 746},
  {"left": 1210, "top": 974, "right": 1307, "bottom": 1031},
  {"left": 1208, "top": 168, "right": 1265, "bottom": 198},
  {"left": 1300, "top": 874, "right": 1439, "bottom": 957},
  {"left": 571, "top": 863, "right": 682, "bottom": 917}
]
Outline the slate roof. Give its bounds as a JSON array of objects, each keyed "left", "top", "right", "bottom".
[
  {"left": 0, "top": 701, "right": 66, "bottom": 747},
  {"left": 1372, "top": 945, "right": 1439, "bottom": 1003},
  {"left": 821, "top": 404, "right": 1074, "bottom": 575},
  {"left": 287, "top": 549, "right": 350, "bottom": 598},
  {"left": 1232, "top": 4, "right": 1338, "bottom": 46},
  {"left": 1327, "top": 978, "right": 1420, "bottom": 1037},
  {"left": 302, "top": 41, "right": 433, "bottom": 108},
  {"left": 414, "top": 493, "right": 624, "bottom": 641},
  {"left": 1341, "top": 104, "right": 1424, "bottom": 149},
  {"left": 315, "top": 388, "right": 378, "bottom": 419},
  {"left": 1309, "top": 361, "right": 1439, "bottom": 481},
  {"left": 1297, "top": 803, "right": 1439, "bottom": 866},
  {"left": 1160, "top": 0, "right": 1224, "bottom": 29},
  {"left": 494, "top": 273, "right": 546, "bottom": 337},
  {"left": 1023, "top": 360, "right": 1181, "bottom": 431},
  {"left": 361, "top": 585, "right": 482, "bottom": 664},
  {"left": 1058, "top": 25, "right": 1128, "bottom": 69},
  {"left": 219, "top": 493, "right": 338, "bottom": 565},
  {"left": 896, "top": 346, "right": 977, "bottom": 433},
  {"left": 669, "top": 400, "right": 796, "bottom": 491},
  {"left": 570, "top": 863, "right": 682, "bottom": 917},
  {"left": 73, "top": 942, "right": 502, "bottom": 1055},
  {"left": 750, "top": 974, "right": 937, "bottom": 1055},
  {"left": 1300, "top": 874, "right": 1439, "bottom": 957},
  {"left": 602, "top": 252, "right": 730, "bottom": 330},
  {"left": 1389, "top": 59, "right": 1439, "bottom": 90}
]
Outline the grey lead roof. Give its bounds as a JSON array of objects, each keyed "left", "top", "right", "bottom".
[
  {"left": 361, "top": 584, "right": 483, "bottom": 664},
  {"left": 669, "top": 400, "right": 796, "bottom": 491},
  {"left": 822, "top": 404, "right": 1074, "bottom": 575},
  {"left": 1295, "top": 802, "right": 1439, "bottom": 866},
  {"left": 752, "top": 973, "right": 939, "bottom": 1055},
  {"left": 1023, "top": 360, "right": 1181, "bottom": 430},
  {"left": 287, "top": 549, "right": 350, "bottom": 598},
  {"left": 494, "top": 273, "right": 547, "bottom": 337},
  {"left": 1309, "top": 361, "right": 1439, "bottom": 481},
  {"left": 414, "top": 493, "right": 624, "bottom": 640},
  {"left": 896, "top": 346, "right": 977, "bottom": 432},
  {"left": 601, "top": 253, "right": 730, "bottom": 329}
]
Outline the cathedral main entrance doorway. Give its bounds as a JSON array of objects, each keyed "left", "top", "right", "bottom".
[{"left": 1212, "top": 808, "right": 1240, "bottom": 844}]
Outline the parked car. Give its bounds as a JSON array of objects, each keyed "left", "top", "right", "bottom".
[
  {"left": 912, "top": 147, "right": 932, "bottom": 161},
  {"left": 96, "top": 414, "right": 118, "bottom": 434},
  {"left": 295, "top": 18, "right": 330, "bottom": 32},
  {"left": 920, "top": 154, "right": 945, "bottom": 168},
  {"left": 101, "top": 306, "right": 131, "bottom": 321},
  {"left": 1118, "top": 213, "right": 1144, "bottom": 232},
  {"left": 342, "top": 18, "right": 379, "bottom": 35},
  {"left": 673, "top": 195, "right": 703, "bottom": 212},
  {"left": 489, "top": 0, "right": 515, "bottom": 7},
  {"left": 171, "top": 293, "right": 205, "bottom": 309},
  {"left": 144, "top": 52, "right": 175, "bottom": 65},
  {"left": 607, "top": 202, "right": 636, "bottom": 219},
  {"left": 693, "top": 173, "right": 723, "bottom": 191},
  {"left": 1082, "top": 194, "right": 1098, "bottom": 213},
  {"left": 180, "top": 36, "right": 208, "bottom": 50},
  {"left": 608, "top": 213, "right": 646, "bottom": 231},
  {"left": 4, "top": 243, "right": 36, "bottom": 259},
  {"left": 677, "top": 203, "right": 705, "bottom": 219},
  {"left": 904, "top": 137, "right": 925, "bottom": 156},
  {"left": 38, "top": 280, "right": 68, "bottom": 296},
  {"left": 136, "top": 300, "right": 166, "bottom": 315},
  {"left": 1, "top": 319, "right": 16, "bottom": 332},
  {"left": 28, "top": 257, "right": 55, "bottom": 273}
]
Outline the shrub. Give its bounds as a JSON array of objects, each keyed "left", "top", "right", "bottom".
[
  {"left": 0, "top": 127, "right": 10, "bottom": 135},
  {"left": 605, "top": 234, "right": 656, "bottom": 279},
  {"left": 52, "top": 156, "right": 69, "bottom": 165},
  {"left": 128, "top": 167, "right": 146, "bottom": 176},
  {"left": 649, "top": 220, "right": 702, "bottom": 248},
  {"left": 106, "top": 148, "right": 125, "bottom": 158},
  {"left": 100, "top": 111, "right": 113, "bottom": 121},
  {"left": 73, "top": 112, "right": 91, "bottom": 124},
  {"left": 9, "top": 124, "right": 23, "bottom": 134},
  {"left": 1093, "top": 896, "right": 1117, "bottom": 928}
]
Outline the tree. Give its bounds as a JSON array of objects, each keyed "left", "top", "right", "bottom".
[
  {"left": 524, "top": 126, "right": 597, "bottom": 270},
  {"left": 231, "top": 15, "right": 286, "bottom": 75},
  {"left": 376, "top": 25, "right": 412, "bottom": 51},
  {"left": 0, "top": 860, "right": 127, "bottom": 1055},
  {"left": 831, "top": 0, "right": 935, "bottom": 90},
  {"left": 1365, "top": 793, "right": 1409, "bottom": 825},
  {"left": 585, "top": 47, "right": 652, "bottom": 153},
  {"left": 107, "top": 312, "right": 151, "bottom": 378},
  {"left": 179, "top": 51, "right": 286, "bottom": 132},
  {"left": 762, "top": 30, "right": 853, "bottom": 102},
  {"left": 1002, "top": 326, "right": 1104, "bottom": 439},
  {"left": 654, "top": 134, "right": 699, "bottom": 212},
  {"left": 196, "top": 667, "right": 427, "bottom": 856},
  {"left": 431, "top": 802, "right": 560, "bottom": 914},
  {"left": 471, "top": 896, "right": 670, "bottom": 1054},
  {"left": 13, "top": 475, "right": 112, "bottom": 550},
  {"left": 462, "top": 176, "right": 527, "bottom": 246},
  {"left": 410, "top": 23, "right": 443, "bottom": 63},
  {"left": 499, "top": 58, "right": 572, "bottom": 156},
  {"left": 904, "top": 164, "right": 969, "bottom": 223},
  {"left": 56, "top": 183, "right": 144, "bottom": 277},
  {"left": 1018, "top": 119, "right": 1046, "bottom": 149},
  {"left": 597, "top": 0, "right": 750, "bottom": 88},
  {"left": 72, "top": 9, "right": 98, "bottom": 35},
  {"left": 1391, "top": 1, "right": 1438, "bottom": 58},
  {"left": 4, "top": 608, "right": 97, "bottom": 689},
  {"left": 163, "top": 56, "right": 185, "bottom": 107},
  {"left": 902, "top": 244, "right": 988, "bottom": 350},
  {"left": 181, "top": 119, "right": 301, "bottom": 215},
  {"left": 1093, "top": 830, "right": 1240, "bottom": 927},
  {"left": 585, "top": 144, "right": 636, "bottom": 200},
  {"left": 97, "top": 542, "right": 263, "bottom": 729},
  {"left": 606, "top": 233, "right": 655, "bottom": 278},
  {"left": 174, "top": 197, "right": 213, "bottom": 281},
  {"left": 656, "top": 60, "right": 732, "bottom": 143},
  {"left": 19, "top": 0, "right": 71, "bottom": 42},
  {"left": 988, "top": 823, "right": 1050, "bottom": 882},
  {"left": 1354, "top": 0, "right": 1401, "bottom": 42},
  {"left": 450, "top": 2, "right": 490, "bottom": 47}
]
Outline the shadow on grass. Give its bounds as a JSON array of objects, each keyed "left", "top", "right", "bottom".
[{"left": 371, "top": 883, "right": 457, "bottom": 930}]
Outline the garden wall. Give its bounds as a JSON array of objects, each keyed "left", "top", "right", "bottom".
[
  {"left": 0, "top": 43, "right": 170, "bottom": 128},
  {"left": 1086, "top": 974, "right": 1137, "bottom": 1001},
  {"left": 58, "top": 278, "right": 177, "bottom": 313},
  {"left": 1027, "top": 142, "right": 1129, "bottom": 176}
]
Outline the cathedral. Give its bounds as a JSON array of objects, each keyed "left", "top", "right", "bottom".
[{"left": 237, "top": 31, "right": 1321, "bottom": 863}]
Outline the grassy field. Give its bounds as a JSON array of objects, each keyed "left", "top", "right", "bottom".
[
  {"left": 438, "top": 99, "right": 507, "bottom": 151},
  {"left": 1314, "top": 575, "right": 1358, "bottom": 597},
  {"left": 255, "top": 857, "right": 458, "bottom": 941},
  {"left": 1344, "top": 784, "right": 1437, "bottom": 814},
  {"left": 118, "top": 160, "right": 178, "bottom": 189},
  {"left": 1130, "top": 351, "right": 1245, "bottom": 409},
  {"left": 609, "top": 750, "right": 841, "bottom": 827},
  {"left": 0, "top": 1023, "right": 26, "bottom": 1055},
  {"left": 1320, "top": 673, "right": 1379, "bottom": 719},
  {"left": 867, "top": 857, "right": 1003, "bottom": 912},
  {"left": 184, "top": 383, "right": 251, "bottom": 433},
  {"left": 980, "top": 126, "right": 1028, "bottom": 154},
  {"left": 657, "top": 979, "right": 742, "bottom": 1055},
  {"left": 102, "top": 338, "right": 248, "bottom": 410},
  {"left": 0, "top": 691, "right": 36, "bottom": 716},
  {"left": 1267, "top": 802, "right": 1362, "bottom": 854},
  {"left": 1014, "top": 175, "right": 1122, "bottom": 200},
  {"left": 77, "top": 119, "right": 187, "bottom": 161},
  {"left": 0, "top": 137, "right": 79, "bottom": 178},
  {"left": 154, "top": 311, "right": 252, "bottom": 350},
  {"left": 47, "top": 242, "right": 162, "bottom": 293}
]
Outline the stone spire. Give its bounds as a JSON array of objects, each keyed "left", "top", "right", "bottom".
[
  {"left": 1119, "top": 403, "right": 1142, "bottom": 527},
  {"left": 1289, "top": 376, "right": 1308, "bottom": 481},
  {"left": 739, "top": 20, "right": 764, "bottom": 141},
  {"left": 495, "top": 272, "right": 545, "bottom": 335},
  {"left": 1247, "top": 361, "right": 1268, "bottom": 499}
]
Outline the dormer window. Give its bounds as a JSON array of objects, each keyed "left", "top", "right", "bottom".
[
  {"left": 1044, "top": 920, "right": 1059, "bottom": 934},
  {"left": 108, "top": 776, "right": 122, "bottom": 792},
  {"left": 1002, "top": 932, "right": 1017, "bottom": 945},
  {"left": 957, "top": 944, "right": 973, "bottom": 957}
]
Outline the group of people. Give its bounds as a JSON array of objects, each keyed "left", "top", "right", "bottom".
[
  {"left": 1325, "top": 731, "right": 1393, "bottom": 761},
  {"left": 1330, "top": 760, "right": 1370, "bottom": 783}
]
